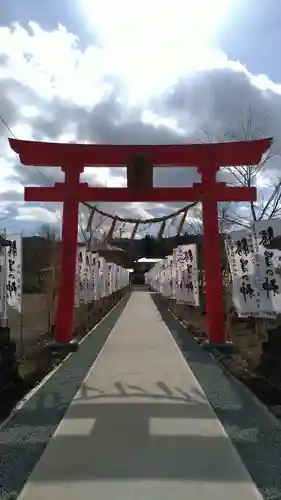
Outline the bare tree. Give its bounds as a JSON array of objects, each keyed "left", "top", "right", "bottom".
[
  {"left": 78, "top": 203, "right": 107, "bottom": 249},
  {"left": 184, "top": 203, "right": 232, "bottom": 234},
  {"left": 38, "top": 223, "right": 60, "bottom": 243},
  {"left": 198, "top": 108, "right": 281, "bottom": 229}
]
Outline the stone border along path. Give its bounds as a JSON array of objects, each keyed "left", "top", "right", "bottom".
[
  {"left": 152, "top": 294, "right": 281, "bottom": 500},
  {"left": 0, "top": 293, "right": 130, "bottom": 500}
]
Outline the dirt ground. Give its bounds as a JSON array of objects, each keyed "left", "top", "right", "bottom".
[{"left": 7, "top": 292, "right": 122, "bottom": 359}]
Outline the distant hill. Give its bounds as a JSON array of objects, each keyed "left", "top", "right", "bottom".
[
  {"left": 110, "top": 233, "right": 203, "bottom": 260},
  {"left": 110, "top": 232, "right": 227, "bottom": 269}
]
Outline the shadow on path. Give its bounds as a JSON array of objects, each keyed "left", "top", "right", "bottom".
[
  {"left": 3, "top": 381, "right": 257, "bottom": 484},
  {"left": 0, "top": 294, "right": 130, "bottom": 500},
  {"left": 151, "top": 292, "right": 281, "bottom": 500}
]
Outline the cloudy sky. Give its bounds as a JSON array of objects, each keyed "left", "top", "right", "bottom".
[{"left": 0, "top": 0, "right": 281, "bottom": 237}]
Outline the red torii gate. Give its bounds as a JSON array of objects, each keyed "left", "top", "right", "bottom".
[{"left": 9, "top": 138, "right": 272, "bottom": 351}]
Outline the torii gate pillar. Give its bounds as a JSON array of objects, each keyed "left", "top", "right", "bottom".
[{"left": 9, "top": 138, "right": 272, "bottom": 352}]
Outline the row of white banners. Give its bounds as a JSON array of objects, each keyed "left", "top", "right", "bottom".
[
  {"left": 0, "top": 235, "right": 130, "bottom": 317},
  {"left": 3, "top": 218, "right": 281, "bottom": 320},
  {"left": 75, "top": 248, "right": 130, "bottom": 306},
  {"left": 145, "top": 244, "right": 200, "bottom": 307},
  {"left": 146, "top": 218, "right": 281, "bottom": 319}
]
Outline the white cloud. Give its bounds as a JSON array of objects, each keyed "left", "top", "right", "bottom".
[
  {"left": 0, "top": 13, "right": 281, "bottom": 233},
  {"left": 12, "top": 123, "right": 34, "bottom": 140},
  {"left": 21, "top": 105, "right": 40, "bottom": 118},
  {"left": 15, "top": 205, "right": 59, "bottom": 223},
  {"left": 81, "top": 0, "right": 233, "bottom": 102}
]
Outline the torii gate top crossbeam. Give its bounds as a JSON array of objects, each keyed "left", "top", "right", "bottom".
[{"left": 9, "top": 138, "right": 272, "bottom": 167}]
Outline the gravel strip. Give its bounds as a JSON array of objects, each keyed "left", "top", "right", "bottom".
[
  {"left": 153, "top": 294, "right": 281, "bottom": 500},
  {"left": 0, "top": 294, "right": 130, "bottom": 500}
]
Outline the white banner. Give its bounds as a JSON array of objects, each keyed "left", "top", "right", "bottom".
[
  {"left": 86, "top": 251, "right": 92, "bottom": 303},
  {"left": 175, "top": 245, "right": 199, "bottom": 306},
  {"left": 91, "top": 253, "right": 99, "bottom": 301},
  {"left": 107, "top": 263, "right": 113, "bottom": 296},
  {"left": 78, "top": 247, "right": 87, "bottom": 303},
  {"left": 113, "top": 265, "right": 119, "bottom": 293},
  {"left": 254, "top": 219, "right": 281, "bottom": 316},
  {"left": 225, "top": 220, "right": 281, "bottom": 318},
  {"left": 0, "top": 242, "right": 7, "bottom": 319},
  {"left": 166, "top": 255, "right": 174, "bottom": 298},
  {"left": 99, "top": 257, "right": 107, "bottom": 298},
  {"left": 172, "top": 247, "right": 180, "bottom": 299},
  {"left": 74, "top": 252, "right": 80, "bottom": 307},
  {"left": 6, "top": 233, "right": 22, "bottom": 313}
]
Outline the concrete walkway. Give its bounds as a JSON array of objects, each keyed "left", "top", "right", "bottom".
[{"left": 18, "top": 292, "right": 263, "bottom": 500}]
